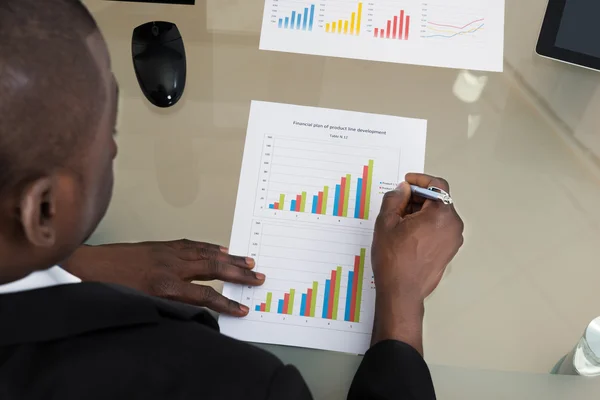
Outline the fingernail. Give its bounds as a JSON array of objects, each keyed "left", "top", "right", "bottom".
[
  {"left": 239, "top": 304, "right": 249, "bottom": 314},
  {"left": 255, "top": 272, "right": 266, "bottom": 280},
  {"left": 245, "top": 257, "right": 255, "bottom": 268},
  {"left": 220, "top": 246, "right": 229, "bottom": 253}
]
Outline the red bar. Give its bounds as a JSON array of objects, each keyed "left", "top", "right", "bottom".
[
  {"left": 339, "top": 177, "right": 346, "bottom": 216},
  {"left": 317, "top": 192, "right": 323, "bottom": 215},
  {"left": 359, "top": 165, "right": 368, "bottom": 219},
  {"left": 350, "top": 256, "right": 360, "bottom": 321},
  {"left": 399, "top": 10, "right": 404, "bottom": 40},
  {"left": 274, "top": 202, "right": 279, "bottom": 209},
  {"left": 405, "top": 15, "right": 410, "bottom": 40},
  {"left": 260, "top": 303, "right": 266, "bottom": 312},
  {"left": 374, "top": 28, "right": 379, "bottom": 37},
  {"left": 386, "top": 20, "right": 391, "bottom": 38},
  {"left": 295, "top": 195, "right": 302, "bottom": 212},
  {"left": 283, "top": 293, "right": 290, "bottom": 314},
  {"left": 306, "top": 289, "right": 313, "bottom": 316},
  {"left": 393, "top": 16, "right": 398, "bottom": 39},
  {"left": 327, "top": 270, "right": 336, "bottom": 319},
  {"left": 379, "top": 29, "right": 384, "bottom": 38}
]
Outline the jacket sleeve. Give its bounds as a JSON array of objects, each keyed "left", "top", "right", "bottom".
[
  {"left": 267, "top": 364, "right": 314, "bottom": 400},
  {"left": 347, "top": 340, "right": 436, "bottom": 400}
]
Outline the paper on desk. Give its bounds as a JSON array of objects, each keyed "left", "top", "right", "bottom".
[
  {"left": 220, "top": 101, "right": 427, "bottom": 354},
  {"left": 258, "top": 0, "right": 504, "bottom": 72}
]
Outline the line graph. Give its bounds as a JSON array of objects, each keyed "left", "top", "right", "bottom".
[{"left": 420, "top": 3, "right": 486, "bottom": 42}]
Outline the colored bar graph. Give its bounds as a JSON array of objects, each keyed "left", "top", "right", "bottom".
[
  {"left": 332, "top": 266, "right": 342, "bottom": 320},
  {"left": 268, "top": 161, "right": 372, "bottom": 219},
  {"left": 310, "top": 281, "right": 318, "bottom": 317},
  {"left": 345, "top": 271, "right": 354, "bottom": 321},
  {"left": 350, "top": 255, "right": 359, "bottom": 321},
  {"left": 343, "top": 174, "right": 351, "bottom": 217},
  {"left": 300, "top": 192, "right": 307, "bottom": 212},
  {"left": 266, "top": 292, "right": 272, "bottom": 312},
  {"left": 300, "top": 293, "right": 307, "bottom": 316},
  {"left": 355, "top": 248, "right": 366, "bottom": 322},
  {"left": 339, "top": 177, "right": 346, "bottom": 217},
  {"left": 322, "top": 279, "right": 331, "bottom": 319},
  {"left": 288, "top": 289, "right": 296, "bottom": 315},
  {"left": 333, "top": 184, "right": 341, "bottom": 216},
  {"left": 279, "top": 194, "right": 285, "bottom": 210},
  {"left": 364, "top": 160, "right": 373, "bottom": 219},
  {"left": 326, "top": 2, "right": 362, "bottom": 36},
  {"left": 327, "top": 269, "right": 336, "bottom": 319},
  {"left": 354, "top": 178, "right": 362, "bottom": 218},
  {"left": 277, "top": 4, "right": 316, "bottom": 31},
  {"left": 283, "top": 293, "right": 290, "bottom": 314},
  {"left": 376, "top": 10, "right": 410, "bottom": 40}
]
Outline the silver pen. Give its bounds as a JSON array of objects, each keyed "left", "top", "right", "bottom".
[{"left": 410, "top": 185, "right": 453, "bottom": 205}]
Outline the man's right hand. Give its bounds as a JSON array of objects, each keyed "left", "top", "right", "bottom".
[{"left": 371, "top": 173, "right": 464, "bottom": 354}]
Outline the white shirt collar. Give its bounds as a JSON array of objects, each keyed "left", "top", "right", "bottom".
[{"left": 0, "top": 266, "right": 81, "bottom": 295}]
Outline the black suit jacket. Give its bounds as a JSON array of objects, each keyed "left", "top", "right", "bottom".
[{"left": 0, "top": 283, "right": 435, "bottom": 399}]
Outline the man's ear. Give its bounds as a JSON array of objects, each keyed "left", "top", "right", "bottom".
[{"left": 19, "top": 176, "right": 57, "bottom": 247}]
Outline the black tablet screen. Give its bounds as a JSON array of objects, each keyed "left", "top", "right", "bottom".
[{"left": 555, "top": 0, "right": 600, "bottom": 58}]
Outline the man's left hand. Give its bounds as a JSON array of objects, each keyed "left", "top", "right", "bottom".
[{"left": 62, "top": 240, "right": 264, "bottom": 316}]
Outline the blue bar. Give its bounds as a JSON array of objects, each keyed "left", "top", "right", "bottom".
[
  {"left": 278, "top": 299, "right": 284, "bottom": 314},
  {"left": 309, "top": 4, "right": 315, "bottom": 31},
  {"left": 278, "top": 18, "right": 283, "bottom": 28},
  {"left": 291, "top": 11, "right": 296, "bottom": 29},
  {"left": 354, "top": 178, "right": 363, "bottom": 218},
  {"left": 322, "top": 280, "right": 331, "bottom": 318},
  {"left": 285, "top": 17, "right": 289, "bottom": 29},
  {"left": 312, "top": 195, "right": 318, "bottom": 213},
  {"left": 345, "top": 271, "right": 354, "bottom": 321},
  {"left": 269, "top": 204, "right": 275, "bottom": 209},
  {"left": 300, "top": 293, "right": 307, "bottom": 317},
  {"left": 255, "top": 305, "right": 261, "bottom": 312},
  {"left": 290, "top": 200, "right": 296, "bottom": 211},
  {"left": 297, "top": 15, "right": 302, "bottom": 30},
  {"left": 303, "top": 7, "right": 309, "bottom": 30},
  {"left": 333, "top": 184, "right": 341, "bottom": 216}
]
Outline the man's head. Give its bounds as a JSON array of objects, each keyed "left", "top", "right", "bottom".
[{"left": 0, "top": 0, "right": 118, "bottom": 283}]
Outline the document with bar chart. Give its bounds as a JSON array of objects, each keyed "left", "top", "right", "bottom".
[
  {"left": 259, "top": 0, "right": 505, "bottom": 71},
  {"left": 220, "top": 101, "right": 427, "bottom": 354}
]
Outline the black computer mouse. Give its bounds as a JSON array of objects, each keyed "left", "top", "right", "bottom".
[{"left": 132, "top": 21, "right": 186, "bottom": 108}]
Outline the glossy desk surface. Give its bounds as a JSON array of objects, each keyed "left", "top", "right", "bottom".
[{"left": 83, "top": 0, "right": 600, "bottom": 395}]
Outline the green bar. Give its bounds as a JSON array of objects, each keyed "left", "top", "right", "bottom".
[
  {"left": 266, "top": 292, "right": 272, "bottom": 312},
  {"left": 300, "top": 191, "right": 307, "bottom": 212},
  {"left": 279, "top": 194, "right": 285, "bottom": 210},
  {"left": 310, "top": 281, "right": 318, "bottom": 317},
  {"left": 332, "top": 266, "right": 342, "bottom": 320},
  {"left": 355, "top": 248, "right": 366, "bottom": 322},
  {"left": 288, "top": 289, "right": 295, "bottom": 315},
  {"left": 321, "top": 186, "right": 329, "bottom": 214},
  {"left": 343, "top": 174, "right": 351, "bottom": 217},
  {"left": 364, "top": 160, "right": 374, "bottom": 219}
]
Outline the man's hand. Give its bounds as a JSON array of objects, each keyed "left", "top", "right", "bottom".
[
  {"left": 62, "top": 240, "right": 265, "bottom": 317},
  {"left": 371, "top": 173, "right": 464, "bottom": 354}
]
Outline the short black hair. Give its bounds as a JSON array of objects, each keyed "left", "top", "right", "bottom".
[{"left": 0, "top": 0, "right": 104, "bottom": 195}]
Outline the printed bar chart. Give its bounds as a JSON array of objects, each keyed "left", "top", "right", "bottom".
[
  {"left": 325, "top": 2, "right": 362, "bottom": 35},
  {"left": 255, "top": 248, "right": 366, "bottom": 323},
  {"left": 374, "top": 9, "right": 410, "bottom": 40},
  {"left": 277, "top": 4, "right": 316, "bottom": 31},
  {"left": 269, "top": 161, "right": 373, "bottom": 220}
]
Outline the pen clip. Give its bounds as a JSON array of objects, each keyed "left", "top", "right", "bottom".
[{"left": 427, "top": 186, "right": 453, "bottom": 205}]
